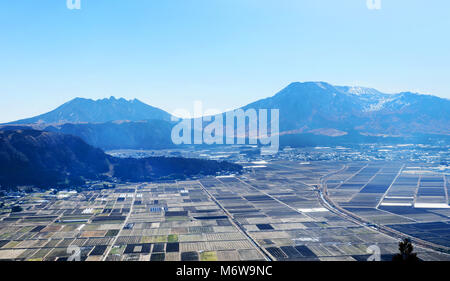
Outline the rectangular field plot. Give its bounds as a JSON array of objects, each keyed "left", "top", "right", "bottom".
[
  {"left": 388, "top": 222, "right": 450, "bottom": 247},
  {"left": 343, "top": 194, "right": 383, "bottom": 208}
]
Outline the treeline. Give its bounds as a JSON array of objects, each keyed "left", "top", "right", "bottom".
[
  {"left": 0, "top": 129, "right": 242, "bottom": 190},
  {"left": 113, "top": 157, "right": 242, "bottom": 182}
]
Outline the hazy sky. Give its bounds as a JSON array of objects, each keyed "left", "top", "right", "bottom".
[{"left": 0, "top": 0, "right": 449, "bottom": 123}]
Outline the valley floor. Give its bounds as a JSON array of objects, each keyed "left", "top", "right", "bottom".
[{"left": 0, "top": 160, "right": 449, "bottom": 261}]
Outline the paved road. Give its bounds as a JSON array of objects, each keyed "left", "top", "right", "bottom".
[
  {"left": 198, "top": 180, "right": 273, "bottom": 261},
  {"left": 102, "top": 185, "right": 138, "bottom": 261}
]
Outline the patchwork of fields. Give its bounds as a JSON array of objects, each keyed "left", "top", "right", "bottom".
[
  {"left": 0, "top": 161, "right": 449, "bottom": 261},
  {"left": 326, "top": 163, "right": 450, "bottom": 249}
]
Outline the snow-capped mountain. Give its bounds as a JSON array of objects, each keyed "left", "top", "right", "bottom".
[{"left": 242, "top": 81, "right": 449, "bottom": 136}]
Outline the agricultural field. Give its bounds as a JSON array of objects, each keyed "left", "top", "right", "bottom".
[
  {"left": 326, "top": 162, "right": 450, "bottom": 250},
  {"left": 0, "top": 161, "right": 449, "bottom": 261}
]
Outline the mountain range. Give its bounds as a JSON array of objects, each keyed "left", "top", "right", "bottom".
[
  {"left": 10, "top": 96, "right": 172, "bottom": 124},
  {"left": 2, "top": 82, "right": 449, "bottom": 149},
  {"left": 244, "top": 82, "right": 449, "bottom": 136},
  {"left": 0, "top": 129, "right": 242, "bottom": 189}
]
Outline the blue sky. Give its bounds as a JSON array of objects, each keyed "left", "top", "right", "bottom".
[{"left": 0, "top": 0, "right": 449, "bottom": 122}]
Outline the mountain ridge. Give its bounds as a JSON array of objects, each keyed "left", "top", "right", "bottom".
[
  {"left": 241, "top": 81, "right": 450, "bottom": 136},
  {"left": 0, "top": 129, "right": 242, "bottom": 189},
  {"left": 2, "top": 81, "right": 448, "bottom": 149},
  {"left": 7, "top": 96, "right": 172, "bottom": 125}
]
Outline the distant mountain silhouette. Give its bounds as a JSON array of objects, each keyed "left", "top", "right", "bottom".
[
  {"left": 2, "top": 82, "right": 449, "bottom": 149},
  {"left": 8, "top": 96, "right": 172, "bottom": 124},
  {"left": 0, "top": 129, "right": 242, "bottom": 189},
  {"left": 242, "top": 82, "right": 450, "bottom": 137},
  {"left": 45, "top": 120, "right": 176, "bottom": 150}
]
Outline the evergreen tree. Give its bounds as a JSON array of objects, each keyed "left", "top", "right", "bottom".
[{"left": 392, "top": 238, "right": 420, "bottom": 262}]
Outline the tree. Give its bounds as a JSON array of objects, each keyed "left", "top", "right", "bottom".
[
  {"left": 11, "top": 205, "right": 23, "bottom": 213},
  {"left": 392, "top": 238, "right": 420, "bottom": 262}
]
